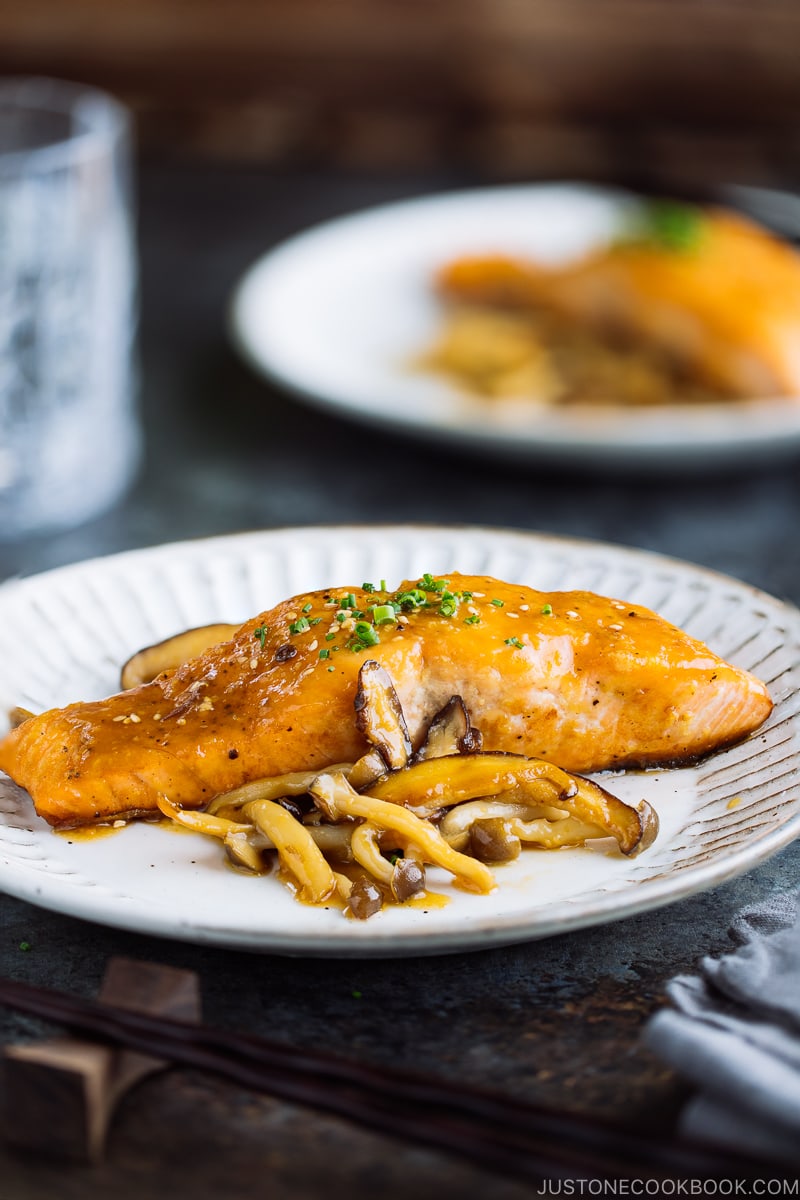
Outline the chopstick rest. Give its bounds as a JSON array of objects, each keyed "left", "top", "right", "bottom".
[{"left": 0, "top": 956, "right": 201, "bottom": 1162}]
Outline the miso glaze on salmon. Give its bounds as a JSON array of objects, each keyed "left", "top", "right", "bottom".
[
  {"left": 437, "top": 205, "right": 800, "bottom": 399},
  {"left": 0, "top": 574, "right": 773, "bottom": 828}
]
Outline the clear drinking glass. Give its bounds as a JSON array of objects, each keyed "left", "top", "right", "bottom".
[{"left": 0, "top": 77, "right": 140, "bottom": 539}]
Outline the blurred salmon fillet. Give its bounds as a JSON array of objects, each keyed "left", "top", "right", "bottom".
[
  {"left": 0, "top": 575, "right": 772, "bottom": 828},
  {"left": 437, "top": 206, "right": 800, "bottom": 398}
]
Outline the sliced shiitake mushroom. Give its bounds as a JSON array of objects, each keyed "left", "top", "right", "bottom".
[
  {"left": 413, "top": 696, "right": 483, "bottom": 762},
  {"left": 354, "top": 660, "right": 412, "bottom": 770},
  {"left": 366, "top": 752, "right": 657, "bottom": 857},
  {"left": 364, "top": 752, "right": 577, "bottom": 818},
  {"left": 121, "top": 623, "right": 239, "bottom": 689},
  {"left": 564, "top": 774, "right": 659, "bottom": 857}
]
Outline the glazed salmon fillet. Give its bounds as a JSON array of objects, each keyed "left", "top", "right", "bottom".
[
  {"left": 438, "top": 207, "right": 800, "bottom": 398},
  {"left": 0, "top": 574, "right": 773, "bottom": 828}
]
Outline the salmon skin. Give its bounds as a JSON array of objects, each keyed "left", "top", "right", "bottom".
[
  {"left": 437, "top": 205, "right": 800, "bottom": 399},
  {"left": 0, "top": 574, "right": 773, "bottom": 829}
]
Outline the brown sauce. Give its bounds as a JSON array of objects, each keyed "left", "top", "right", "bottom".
[{"left": 57, "top": 822, "right": 128, "bottom": 843}]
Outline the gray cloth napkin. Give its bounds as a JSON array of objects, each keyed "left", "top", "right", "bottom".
[{"left": 645, "top": 891, "right": 800, "bottom": 1164}]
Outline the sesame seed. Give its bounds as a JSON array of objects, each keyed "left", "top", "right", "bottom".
[
  {"left": 565, "top": 610, "right": 580, "bottom": 620},
  {"left": 249, "top": 657, "right": 258, "bottom": 670},
  {"left": 507, "top": 612, "right": 519, "bottom": 619},
  {"left": 112, "top": 714, "right": 126, "bottom": 723},
  {"left": 519, "top": 604, "right": 529, "bottom": 611},
  {"left": 309, "top": 639, "right": 318, "bottom": 651},
  {"left": 608, "top": 623, "right": 623, "bottom": 632},
  {"left": 129, "top": 713, "right": 141, "bottom": 724},
  {"left": 177, "top": 717, "right": 187, "bottom": 726}
]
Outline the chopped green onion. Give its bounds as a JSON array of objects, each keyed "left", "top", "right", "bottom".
[
  {"left": 618, "top": 200, "right": 705, "bottom": 253},
  {"left": 419, "top": 572, "right": 450, "bottom": 593},
  {"left": 302, "top": 602, "right": 313, "bottom": 613},
  {"left": 289, "top": 617, "right": 311, "bottom": 635},
  {"left": 439, "top": 593, "right": 458, "bottom": 618},
  {"left": 395, "top": 588, "right": 427, "bottom": 610},
  {"left": 327, "top": 666, "right": 335, "bottom": 673},
  {"left": 372, "top": 603, "right": 397, "bottom": 625},
  {"left": 491, "top": 598, "right": 504, "bottom": 608},
  {"left": 464, "top": 614, "right": 480, "bottom": 625},
  {"left": 319, "top": 648, "right": 331, "bottom": 660},
  {"left": 420, "top": 573, "right": 450, "bottom": 593},
  {"left": 253, "top": 624, "right": 269, "bottom": 648},
  {"left": 505, "top": 637, "right": 524, "bottom": 649},
  {"left": 380, "top": 579, "right": 388, "bottom": 592},
  {"left": 350, "top": 621, "right": 380, "bottom": 650},
  {"left": 325, "top": 632, "right": 336, "bottom": 641},
  {"left": 310, "top": 617, "right": 322, "bottom": 626},
  {"left": 339, "top": 593, "right": 357, "bottom": 609},
  {"left": 362, "top": 582, "right": 375, "bottom": 593},
  {"left": 354, "top": 620, "right": 377, "bottom": 639},
  {"left": 336, "top": 612, "right": 348, "bottom": 623},
  {"left": 541, "top": 603, "right": 553, "bottom": 616}
]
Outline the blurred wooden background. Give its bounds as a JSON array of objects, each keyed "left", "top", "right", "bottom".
[{"left": 1, "top": 0, "right": 799, "bottom": 188}]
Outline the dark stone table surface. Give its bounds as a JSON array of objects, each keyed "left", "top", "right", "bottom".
[{"left": 1, "top": 163, "right": 799, "bottom": 1197}]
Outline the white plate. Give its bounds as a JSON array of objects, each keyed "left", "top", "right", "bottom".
[
  {"left": 230, "top": 183, "right": 800, "bottom": 470},
  {"left": 0, "top": 525, "right": 798, "bottom": 957}
]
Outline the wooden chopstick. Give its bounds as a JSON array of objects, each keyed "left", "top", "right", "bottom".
[{"left": 0, "top": 974, "right": 785, "bottom": 1182}]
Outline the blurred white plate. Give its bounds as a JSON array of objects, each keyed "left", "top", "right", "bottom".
[
  {"left": 0, "top": 525, "right": 798, "bottom": 957},
  {"left": 230, "top": 183, "right": 800, "bottom": 469}
]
